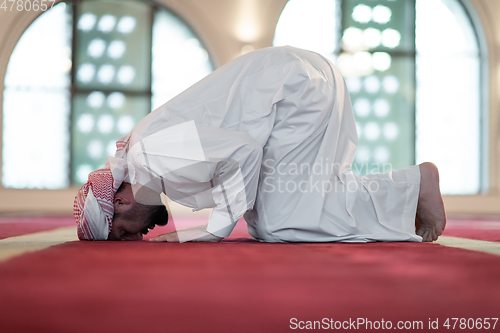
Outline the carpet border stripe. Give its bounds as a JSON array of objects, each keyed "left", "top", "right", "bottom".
[
  {"left": 435, "top": 235, "right": 500, "bottom": 256},
  {"left": 0, "top": 227, "right": 78, "bottom": 262}
]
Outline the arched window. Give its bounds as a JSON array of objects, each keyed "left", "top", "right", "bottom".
[
  {"left": 274, "top": 0, "right": 484, "bottom": 195},
  {"left": 3, "top": 0, "right": 213, "bottom": 189}
]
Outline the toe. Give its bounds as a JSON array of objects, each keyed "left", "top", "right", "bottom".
[
  {"left": 422, "top": 230, "right": 430, "bottom": 242},
  {"left": 436, "top": 225, "right": 444, "bottom": 236}
]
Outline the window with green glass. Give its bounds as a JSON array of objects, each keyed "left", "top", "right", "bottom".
[
  {"left": 340, "top": 0, "right": 415, "bottom": 175},
  {"left": 3, "top": 0, "right": 214, "bottom": 188},
  {"left": 274, "top": 0, "right": 484, "bottom": 195}
]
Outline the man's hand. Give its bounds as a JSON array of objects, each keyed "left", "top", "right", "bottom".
[{"left": 149, "top": 224, "right": 223, "bottom": 243}]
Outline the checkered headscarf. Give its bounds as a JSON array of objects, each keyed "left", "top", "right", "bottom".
[{"left": 73, "top": 135, "right": 130, "bottom": 240}]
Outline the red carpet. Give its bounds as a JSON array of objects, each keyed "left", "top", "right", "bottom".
[
  {"left": 442, "top": 218, "right": 500, "bottom": 242},
  {"left": 0, "top": 216, "right": 75, "bottom": 240},
  {"left": 0, "top": 217, "right": 499, "bottom": 332}
]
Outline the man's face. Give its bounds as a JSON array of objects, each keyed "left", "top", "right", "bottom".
[
  {"left": 107, "top": 214, "right": 155, "bottom": 241},
  {"left": 107, "top": 182, "right": 156, "bottom": 241}
]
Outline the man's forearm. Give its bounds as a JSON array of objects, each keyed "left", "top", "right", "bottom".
[{"left": 149, "top": 224, "right": 223, "bottom": 242}]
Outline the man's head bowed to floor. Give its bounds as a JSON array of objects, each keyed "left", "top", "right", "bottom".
[
  {"left": 73, "top": 167, "right": 168, "bottom": 241},
  {"left": 73, "top": 136, "right": 168, "bottom": 241}
]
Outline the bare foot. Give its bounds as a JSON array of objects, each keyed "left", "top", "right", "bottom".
[{"left": 415, "top": 162, "right": 447, "bottom": 242}]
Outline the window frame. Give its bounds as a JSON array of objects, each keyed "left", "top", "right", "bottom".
[
  {"left": 273, "top": 0, "right": 491, "bottom": 198},
  {"left": 1, "top": 0, "right": 217, "bottom": 189}
]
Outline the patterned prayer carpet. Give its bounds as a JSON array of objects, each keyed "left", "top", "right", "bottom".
[{"left": 0, "top": 216, "right": 499, "bottom": 332}]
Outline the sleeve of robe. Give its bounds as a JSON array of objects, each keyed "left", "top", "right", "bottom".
[{"left": 127, "top": 122, "right": 263, "bottom": 239}]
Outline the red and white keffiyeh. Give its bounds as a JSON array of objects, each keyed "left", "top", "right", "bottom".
[{"left": 73, "top": 134, "right": 130, "bottom": 240}]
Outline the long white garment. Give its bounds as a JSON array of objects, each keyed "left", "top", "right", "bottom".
[{"left": 117, "top": 46, "right": 422, "bottom": 242}]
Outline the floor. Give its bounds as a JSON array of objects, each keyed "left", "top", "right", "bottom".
[{"left": 0, "top": 216, "right": 499, "bottom": 332}]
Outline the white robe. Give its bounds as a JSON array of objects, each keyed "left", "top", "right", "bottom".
[{"left": 115, "top": 46, "right": 422, "bottom": 242}]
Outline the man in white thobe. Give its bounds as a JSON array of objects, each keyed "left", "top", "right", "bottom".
[{"left": 75, "top": 46, "right": 446, "bottom": 243}]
